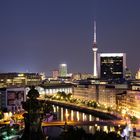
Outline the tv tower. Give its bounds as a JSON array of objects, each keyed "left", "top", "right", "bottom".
[{"left": 92, "top": 20, "right": 98, "bottom": 78}]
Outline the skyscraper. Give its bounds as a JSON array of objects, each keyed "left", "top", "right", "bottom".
[
  {"left": 97, "top": 53, "right": 126, "bottom": 80},
  {"left": 92, "top": 20, "right": 98, "bottom": 78},
  {"left": 59, "top": 63, "right": 67, "bottom": 77}
]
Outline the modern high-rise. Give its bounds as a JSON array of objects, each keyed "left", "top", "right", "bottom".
[
  {"left": 59, "top": 63, "right": 67, "bottom": 77},
  {"left": 135, "top": 68, "right": 140, "bottom": 80},
  {"left": 97, "top": 53, "right": 126, "bottom": 80},
  {"left": 92, "top": 20, "right": 98, "bottom": 78}
]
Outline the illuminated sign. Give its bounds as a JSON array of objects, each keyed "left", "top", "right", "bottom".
[
  {"left": 18, "top": 73, "right": 24, "bottom": 77},
  {"left": 100, "top": 53, "right": 124, "bottom": 57},
  {"left": 7, "top": 90, "right": 25, "bottom": 106}
]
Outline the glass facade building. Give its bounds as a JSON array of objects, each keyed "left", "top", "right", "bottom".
[
  {"left": 59, "top": 64, "right": 67, "bottom": 77},
  {"left": 98, "top": 53, "right": 126, "bottom": 80}
]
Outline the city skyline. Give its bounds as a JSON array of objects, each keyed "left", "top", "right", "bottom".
[{"left": 0, "top": 0, "right": 140, "bottom": 75}]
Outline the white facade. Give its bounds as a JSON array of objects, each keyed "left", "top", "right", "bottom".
[
  {"left": 98, "top": 85, "right": 116, "bottom": 108},
  {"left": 119, "top": 90, "right": 140, "bottom": 118},
  {"left": 36, "top": 86, "right": 72, "bottom": 98}
]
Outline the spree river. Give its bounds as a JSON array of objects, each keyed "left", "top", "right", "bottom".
[{"left": 44, "top": 105, "right": 117, "bottom": 138}]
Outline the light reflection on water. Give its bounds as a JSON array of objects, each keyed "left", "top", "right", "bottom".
[
  {"left": 53, "top": 105, "right": 96, "bottom": 123},
  {"left": 71, "top": 110, "right": 74, "bottom": 121},
  {"left": 60, "top": 107, "right": 63, "bottom": 121},
  {"left": 53, "top": 105, "right": 114, "bottom": 134},
  {"left": 45, "top": 105, "right": 117, "bottom": 137}
]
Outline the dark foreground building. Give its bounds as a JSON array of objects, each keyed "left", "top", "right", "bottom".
[{"left": 98, "top": 53, "right": 126, "bottom": 80}]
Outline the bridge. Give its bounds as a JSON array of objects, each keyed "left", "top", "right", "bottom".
[
  {"left": 0, "top": 119, "right": 126, "bottom": 127},
  {"left": 42, "top": 120, "right": 126, "bottom": 127}
]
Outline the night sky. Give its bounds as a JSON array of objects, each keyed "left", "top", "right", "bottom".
[{"left": 0, "top": 0, "right": 140, "bottom": 75}]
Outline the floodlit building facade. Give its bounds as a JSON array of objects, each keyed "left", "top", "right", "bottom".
[
  {"left": 72, "top": 73, "right": 93, "bottom": 80},
  {"left": 117, "top": 90, "right": 140, "bottom": 118},
  {"left": 73, "top": 85, "right": 97, "bottom": 101},
  {"left": 73, "top": 84, "right": 117, "bottom": 108},
  {"left": 36, "top": 83, "right": 73, "bottom": 98},
  {"left": 59, "top": 64, "right": 67, "bottom": 77},
  {"left": 98, "top": 85, "right": 117, "bottom": 108},
  {"left": 135, "top": 68, "right": 140, "bottom": 80}
]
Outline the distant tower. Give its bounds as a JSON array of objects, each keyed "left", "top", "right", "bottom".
[
  {"left": 59, "top": 63, "right": 67, "bottom": 77},
  {"left": 92, "top": 20, "right": 98, "bottom": 78}
]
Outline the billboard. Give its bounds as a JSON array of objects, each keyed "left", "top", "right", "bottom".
[{"left": 6, "top": 89, "right": 25, "bottom": 106}]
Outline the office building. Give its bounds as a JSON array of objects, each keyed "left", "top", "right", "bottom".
[
  {"left": 73, "top": 83, "right": 118, "bottom": 108},
  {"left": 73, "top": 84, "right": 97, "bottom": 101},
  {"left": 98, "top": 53, "right": 126, "bottom": 80},
  {"left": 72, "top": 73, "right": 93, "bottom": 81},
  {"left": 135, "top": 68, "right": 140, "bottom": 80},
  {"left": 0, "top": 73, "right": 42, "bottom": 87},
  {"left": 0, "top": 88, "right": 6, "bottom": 110},
  {"left": 125, "top": 68, "right": 132, "bottom": 80},
  {"left": 117, "top": 90, "right": 140, "bottom": 118},
  {"left": 98, "top": 85, "right": 117, "bottom": 108},
  {"left": 59, "top": 63, "right": 67, "bottom": 77}
]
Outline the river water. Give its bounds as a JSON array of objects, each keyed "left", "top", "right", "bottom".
[{"left": 44, "top": 105, "right": 116, "bottom": 138}]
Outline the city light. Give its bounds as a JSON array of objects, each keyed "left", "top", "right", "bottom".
[
  {"left": 100, "top": 53, "right": 124, "bottom": 57},
  {"left": 0, "top": 1, "right": 140, "bottom": 139}
]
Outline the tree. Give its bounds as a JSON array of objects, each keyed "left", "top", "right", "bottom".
[
  {"left": 67, "top": 93, "right": 72, "bottom": 100},
  {"left": 0, "top": 111, "right": 3, "bottom": 120},
  {"left": 43, "top": 103, "right": 53, "bottom": 114},
  {"left": 93, "top": 102, "right": 98, "bottom": 108},
  {"left": 130, "top": 116, "right": 138, "bottom": 124}
]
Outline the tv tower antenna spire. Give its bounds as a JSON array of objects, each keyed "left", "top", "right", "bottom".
[{"left": 92, "top": 20, "right": 98, "bottom": 78}]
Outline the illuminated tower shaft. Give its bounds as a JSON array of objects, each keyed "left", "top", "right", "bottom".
[
  {"left": 92, "top": 20, "right": 98, "bottom": 78},
  {"left": 93, "top": 48, "right": 98, "bottom": 77}
]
